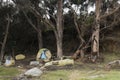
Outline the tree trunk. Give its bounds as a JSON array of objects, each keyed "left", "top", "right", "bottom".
[
  {"left": 23, "top": 11, "right": 43, "bottom": 49},
  {"left": 0, "top": 15, "right": 10, "bottom": 61},
  {"left": 56, "top": 36, "right": 63, "bottom": 58},
  {"left": 0, "top": 0, "right": 3, "bottom": 7},
  {"left": 37, "top": 19, "right": 42, "bottom": 49},
  {"left": 72, "top": 12, "right": 85, "bottom": 60},
  {"left": 56, "top": 0, "right": 63, "bottom": 58},
  {"left": 91, "top": 0, "right": 101, "bottom": 57}
]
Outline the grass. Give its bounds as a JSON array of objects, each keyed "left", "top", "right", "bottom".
[
  {"left": 40, "top": 69, "right": 120, "bottom": 80},
  {"left": 0, "top": 66, "right": 19, "bottom": 80},
  {"left": 40, "top": 53, "right": 120, "bottom": 80},
  {"left": 103, "top": 53, "right": 120, "bottom": 63},
  {"left": 0, "top": 53, "right": 119, "bottom": 80},
  {"left": 40, "top": 70, "right": 69, "bottom": 80}
]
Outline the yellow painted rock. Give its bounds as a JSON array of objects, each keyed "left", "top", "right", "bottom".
[
  {"left": 58, "top": 59, "right": 74, "bottom": 66},
  {"left": 36, "top": 48, "right": 52, "bottom": 62},
  {"left": 44, "top": 59, "right": 74, "bottom": 67},
  {"left": 15, "top": 54, "right": 25, "bottom": 60}
]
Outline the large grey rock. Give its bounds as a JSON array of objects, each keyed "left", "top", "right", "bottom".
[
  {"left": 24, "top": 67, "right": 43, "bottom": 77},
  {"left": 30, "top": 61, "right": 39, "bottom": 66}
]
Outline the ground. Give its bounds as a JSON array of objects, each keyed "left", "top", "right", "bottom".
[{"left": 0, "top": 53, "right": 120, "bottom": 80}]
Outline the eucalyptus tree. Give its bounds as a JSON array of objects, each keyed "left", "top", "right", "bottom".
[
  {"left": 65, "top": 0, "right": 95, "bottom": 60},
  {"left": 12, "top": 0, "right": 64, "bottom": 58},
  {"left": 0, "top": 1, "right": 15, "bottom": 61},
  {"left": 91, "top": 0, "right": 120, "bottom": 57},
  {"left": 12, "top": 0, "right": 43, "bottom": 49},
  {"left": 90, "top": 0, "right": 101, "bottom": 62},
  {"left": 40, "top": 0, "right": 64, "bottom": 58},
  {"left": 66, "top": 0, "right": 120, "bottom": 61},
  {"left": 90, "top": 0, "right": 120, "bottom": 62}
]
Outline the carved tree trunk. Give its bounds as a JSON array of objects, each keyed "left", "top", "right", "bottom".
[
  {"left": 0, "top": 15, "right": 10, "bottom": 61},
  {"left": 56, "top": 0, "right": 63, "bottom": 58},
  {"left": 91, "top": 0, "right": 101, "bottom": 57}
]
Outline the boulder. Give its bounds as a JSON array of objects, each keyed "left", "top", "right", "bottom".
[
  {"left": 44, "top": 59, "right": 74, "bottom": 67},
  {"left": 4, "top": 56, "right": 15, "bottom": 67},
  {"left": 36, "top": 48, "right": 52, "bottom": 62},
  {"left": 24, "top": 67, "right": 43, "bottom": 77},
  {"left": 105, "top": 60, "right": 120, "bottom": 70},
  {"left": 30, "top": 61, "right": 39, "bottom": 66},
  {"left": 15, "top": 54, "right": 25, "bottom": 60},
  {"left": 58, "top": 59, "right": 74, "bottom": 66}
]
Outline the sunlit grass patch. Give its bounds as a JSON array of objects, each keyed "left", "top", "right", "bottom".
[
  {"left": 91, "top": 70, "right": 120, "bottom": 80},
  {"left": 40, "top": 69, "right": 120, "bottom": 80},
  {"left": 40, "top": 70, "right": 70, "bottom": 80},
  {"left": 104, "top": 53, "right": 120, "bottom": 63},
  {"left": 0, "top": 66, "right": 19, "bottom": 80}
]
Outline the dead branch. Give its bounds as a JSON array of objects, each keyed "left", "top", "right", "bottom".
[
  {"left": 100, "top": 5, "right": 120, "bottom": 19},
  {"left": 22, "top": 10, "right": 39, "bottom": 33},
  {"left": 30, "top": 6, "right": 58, "bottom": 36},
  {"left": 100, "top": 17, "right": 120, "bottom": 31},
  {"left": 72, "top": 49, "right": 84, "bottom": 60}
]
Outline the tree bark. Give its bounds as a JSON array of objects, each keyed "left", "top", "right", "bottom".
[
  {"left": 0, "top": 0, "right": 3, "bottom": 7},
  {"left": 37, "top": 19, "right": 42, "bottom": 49},
  {"left": 91, "top": 0, "right": 101, "bottom": 57},
  {"left": 23, "top": 11, "right": 43, "bottom": 49},
  {"left": 56, "top": 0, "right": 63, "bottom": 58},
  {"left": 0, "top": 15, "right": 10, "bottom": 61}
]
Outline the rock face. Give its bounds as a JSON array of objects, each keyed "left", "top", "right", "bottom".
[{"left": 24, "top": 67, "right": 43, "bottom": 77}]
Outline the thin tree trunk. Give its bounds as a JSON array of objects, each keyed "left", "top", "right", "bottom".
[
  {"left": 72, "top": 12, "right": 85, "bottom": 60},
  {"left": 0, "top": 0, "right": 3, "bottom": 7},
  {"left": 23, "top": 11, "right": 43, "bottom": 49},
  {"left": 91, "top": 0, "right": 101, "bottom": 57},
  {"left": 37, "top": 19, "right": 42, "bottom": 49},
  {"left": 56, "top": 0, "right": 63, "bottom": 58},
  {"left": 0, "top": 15, "right": 10, "bottom": 61}
]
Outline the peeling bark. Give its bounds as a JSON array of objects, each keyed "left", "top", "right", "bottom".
[{"left": 91, "top": 0, "right": 101, "bottom": 58}]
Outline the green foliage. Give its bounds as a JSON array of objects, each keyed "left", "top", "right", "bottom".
[{"left": 72, "top": 0, "right": 87, "bottom": 5}]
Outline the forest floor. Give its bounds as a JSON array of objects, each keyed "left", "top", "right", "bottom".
[{"left": 0, "top": 53, "right": 120, "bottom": 80}]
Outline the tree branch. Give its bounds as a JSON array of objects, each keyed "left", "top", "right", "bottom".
[
  {"left": 22, "top": 10, "right": 39, "bottom": 33},
  {"left": 100, "top": 5, "right": 120, "bottom": 19},
  {"left": 30, "top": 6, "right": 58, "bottom": 36},
  {"left": 0, "top": 42, "right": 2, "bottom": 45}
]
